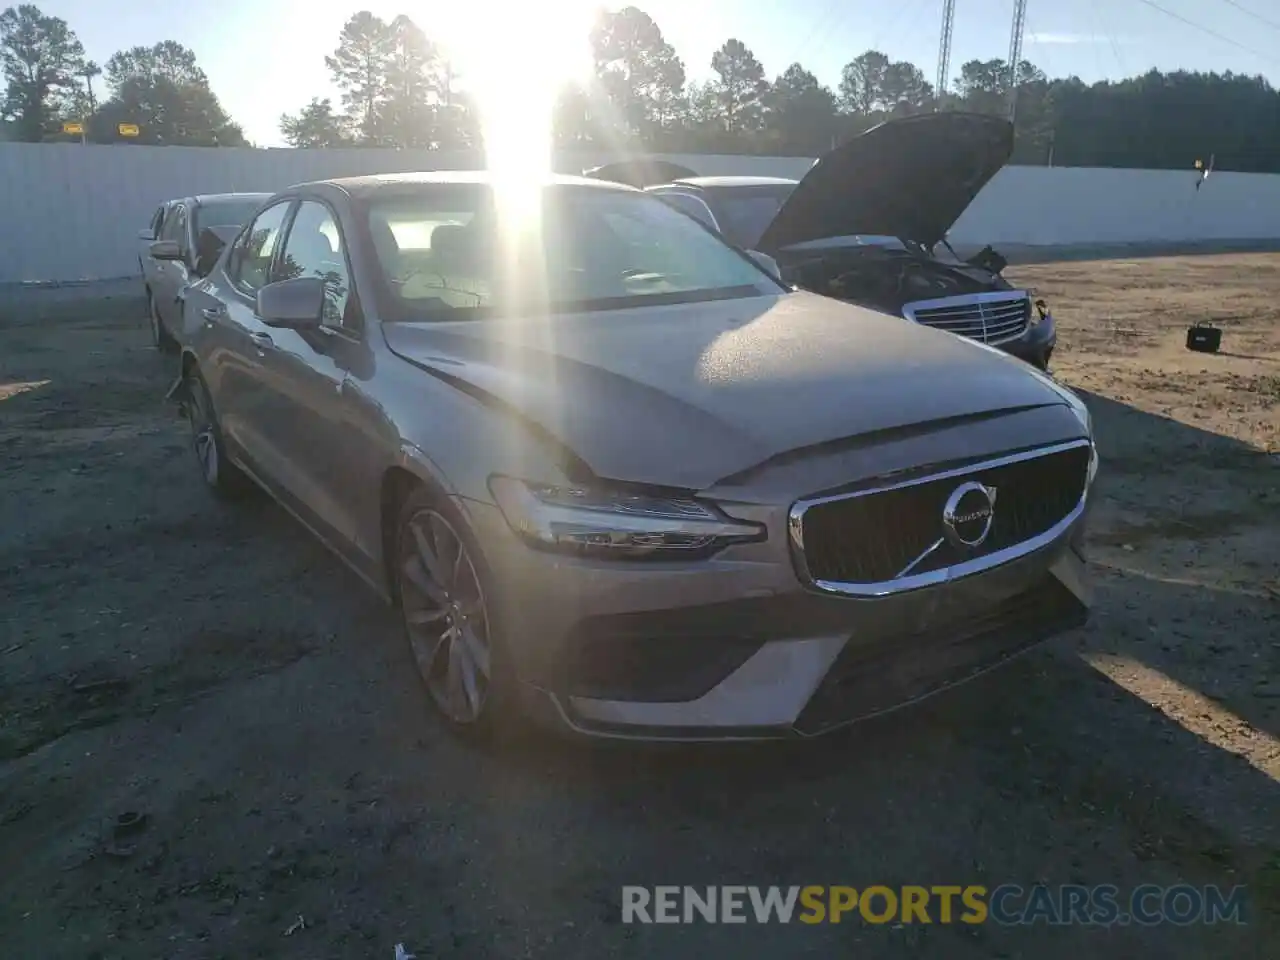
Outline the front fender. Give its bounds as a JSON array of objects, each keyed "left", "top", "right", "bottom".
[{"left": 164, "top": 350, "right": 199, "bottom": 413}]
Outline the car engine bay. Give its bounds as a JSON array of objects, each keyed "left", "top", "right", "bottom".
[{"left": 779, "top": 245, "right": 1015, "bottom": 315}]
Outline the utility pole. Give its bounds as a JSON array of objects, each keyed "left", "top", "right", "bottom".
[
  {"left": 936, "top": 0, "right": 956, "bottom": 110},
  {"left": 1007, "top": 0, "right": 1028, "bottom": 121}
]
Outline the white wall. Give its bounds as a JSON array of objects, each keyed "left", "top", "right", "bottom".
[
  {"left": 952, "top": 165, "right": 1280, "bottom": 247},
  {"left": 0, "top": 142, "right": 1275, "bottom": 283}
]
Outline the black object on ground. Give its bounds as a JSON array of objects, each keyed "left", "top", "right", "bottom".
[{"left": 1186, "top": 322, "right": 1222, "bottom": 353}]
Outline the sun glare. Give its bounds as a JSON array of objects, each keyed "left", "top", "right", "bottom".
[
  {"left": 431, "top": 2, "right": 596, "bottom": 323},
  {"left": 433, "top": 1, "right": 595, "bottom": 182}
]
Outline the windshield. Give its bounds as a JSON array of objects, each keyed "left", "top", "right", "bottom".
[
  {"left": 365, "top": 184, "right": 784, "bottom": 322},
  {"left": 700, "top": 184, "right": 797, "bottom": 248},
  {"left": 193, "top": 199, "right": 265, "bottom": 232}
]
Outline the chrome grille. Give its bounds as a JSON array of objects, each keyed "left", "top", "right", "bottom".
[
  {"left": 902, "top": 291, "right": 1031, "bottom": 345},
  {"left": 788, "top": 440, "right": 1093, "bottom": 597}
]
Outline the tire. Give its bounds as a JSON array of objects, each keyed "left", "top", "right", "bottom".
[
  {"left": 147, "top": 290, "right": 178, "bottom": 354},
  {"left": 184, "top": 368, "right": 251, "bottom": 500},
  {"left": 393, "top": 484, "right": 515, "bottom": 741}
]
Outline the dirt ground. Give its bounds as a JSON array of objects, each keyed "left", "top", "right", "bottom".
[{"left": 1, "top": 255, "right": 1277, "bottom": 959}]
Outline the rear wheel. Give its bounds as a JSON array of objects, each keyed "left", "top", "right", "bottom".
[
  {"left": 184, "top": 369, "right": 250, "bottom": 499},
  {"left": 394, "top": 487, "right": 513, "bottom": 739}
]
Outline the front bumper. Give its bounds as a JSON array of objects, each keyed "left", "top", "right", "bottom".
[{"left": 468, "top": 491, "right": 1090, "bottom": 742}]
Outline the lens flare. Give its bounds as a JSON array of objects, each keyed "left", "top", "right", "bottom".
[
  {"left": 433, "top": 2, "right": 595, "bottom": 319},
  {"left": 435, "top": 1, "right": 594, "bottom": 181}
]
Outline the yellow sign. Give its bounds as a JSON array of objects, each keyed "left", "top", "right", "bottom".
[
  {"left": 118, "top": 122, "right": 140, "bottom": 138},
  {"left": 62, "top": 121, "right": 84, "bottom": 135}
]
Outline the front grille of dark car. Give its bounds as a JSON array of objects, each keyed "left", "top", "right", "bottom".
[
  {"left": 793, "top": 575, "right": 1087, "bottom": 735},
  {"left": 903, "top": 294, "right": 1030, "bottom": 344},
  {"left": 795, "top": 442, "right": 1091, "bottom": 588}
]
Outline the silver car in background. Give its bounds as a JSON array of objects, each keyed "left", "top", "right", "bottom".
[
  {"left": 171, "top": 171, "right": 1096, "bottom": 742},
  {"left": 139, "top": 193, "right": 270, "bottom": 352}
]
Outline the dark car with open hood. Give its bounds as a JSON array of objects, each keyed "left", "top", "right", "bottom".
[{"left": 603, "top": 113, "right": 1056, "bottom": 370}]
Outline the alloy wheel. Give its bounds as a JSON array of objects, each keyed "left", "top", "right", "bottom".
[
  {"left": 186, "top": 379, "right": 218, "bottom": 485},
  {"left": 399, "top": 508, "right": 492, "bottom": 724}
]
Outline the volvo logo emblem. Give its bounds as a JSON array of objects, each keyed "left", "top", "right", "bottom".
[{"left": 942, "top": 481, "right": 997, "bottom": 549}]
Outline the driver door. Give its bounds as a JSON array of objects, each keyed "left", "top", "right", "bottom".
[
  {"left": 205, "top": 199, "right": 295, "bottom": 477},
  {"left": 247, "top": 199, "right": 361, "bottom": 548}
]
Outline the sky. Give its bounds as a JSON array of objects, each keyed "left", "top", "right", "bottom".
[{"left": 30, "top": 0, "right": 1280, "bottom": 146}]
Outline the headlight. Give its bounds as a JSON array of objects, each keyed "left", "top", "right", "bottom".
[
  {"left": 1059, "top": 384, "right": 1091, "bottom": 436},
  {"left": 489, "top": 476, "right": 765, "bottom": 559},
  {"left": 1053, "top": 385, "right": 1098, "bottom": 487},
  {"left": 1024, "top": 373, "right": 1098, "bottom": 487}
]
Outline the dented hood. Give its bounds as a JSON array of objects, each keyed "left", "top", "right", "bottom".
[
  {"left": 756, "top": 112, "right": 1014, "bottom": 253},
  {"left": 382, "top": 292, "right": 1065, "bottom": 490}
]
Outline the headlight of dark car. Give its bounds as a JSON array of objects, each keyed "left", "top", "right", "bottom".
[
  {"left": 489, "top": 476, "right": 764, "bottom": 559},
  {"left": 1027, "top": 374, "right": 1098, "bottom": 488}
]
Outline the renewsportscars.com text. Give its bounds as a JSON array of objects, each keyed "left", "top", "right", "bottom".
[{"left": 621, "top": 884, "right": 1248, "bottom": 926}]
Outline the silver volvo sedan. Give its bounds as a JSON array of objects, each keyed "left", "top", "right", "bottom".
[{"left": 169, "top": 171, "right": 1097, "bottom": 741}]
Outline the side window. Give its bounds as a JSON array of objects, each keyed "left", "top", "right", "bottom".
[
  {"left": 654, "top": 191, "right": 719, "bottom": 232},
  {"left": 162, "top": 204, "right": 186, "bottom": 244},
  {"left": 229, "top": 202, "right": 291, "bottom": 293},
  {"left": 150, "top": 206, "right": 166, "bottom": 238},
  {"left": 277, "top": 200, "right": 351, "bottom": 328}
]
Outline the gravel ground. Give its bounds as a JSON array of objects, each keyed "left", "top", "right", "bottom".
[{"left": 1, "top": 256, "right": 1277, "bottom": 959}]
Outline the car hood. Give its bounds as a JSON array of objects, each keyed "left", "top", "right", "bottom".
[
  {"left": 755, "top": 112, "right": 1014, "bottom": 253},
  {"left": 382, "top": 292, "right": 1065, "bottom": 490}
]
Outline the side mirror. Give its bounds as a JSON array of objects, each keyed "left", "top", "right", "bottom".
[
  {"left": 747, "top": 249, "right": 782, "bottom": 282},
  {"left": 256, "top": 276, "right": 325, "bottom": 329},
  {"left": 138, "top": 228, "right": 154, "bottom": 241},
  {"left": 149, "top": 239, "right": 183, "bottom": 261}
]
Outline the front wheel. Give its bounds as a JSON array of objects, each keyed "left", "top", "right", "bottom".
[
  {"left": 394, "top": 487, "right": 513, "bottom": 740},
  {"left": 184, "top": 369, "right": 251, "bottom": 499}
]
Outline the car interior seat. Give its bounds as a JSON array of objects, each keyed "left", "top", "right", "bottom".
[{"left": 369, "top": 217, "right": 403, "bottom": 279}]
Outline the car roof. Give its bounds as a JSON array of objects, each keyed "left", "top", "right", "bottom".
[
  {"left": 192, "top": 192, "right": 272, "bottom": 206},
  {"left": 161, "top": 193, "right": 270, "bottom": 208},
  {"left": 668, "top": 176, "right": 801, "bottom": 189},
  {"left": 303, "top": 170, "right": 640, "bottom": 197}
]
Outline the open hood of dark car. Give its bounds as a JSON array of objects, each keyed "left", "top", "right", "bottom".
[{"left": 755, "top": 112, "right": 1014, "bottom": 253}]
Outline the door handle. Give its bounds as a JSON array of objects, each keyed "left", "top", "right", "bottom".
[
  {"left": 201, "top": 306, "right": 225, "bottom": 321},
  {"left": 249, "top": 331, "right": 274, "bottom": 350}
]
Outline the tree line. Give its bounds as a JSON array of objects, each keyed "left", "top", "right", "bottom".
[
  {"left": 0, "top": 4, "right": 244, "bottom": 145},
  {"left": 4, "top": 3, "right": 1279, "bottom": 172}
]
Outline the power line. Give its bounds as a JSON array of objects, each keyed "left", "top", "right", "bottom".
[
  {"left": 788, "top": 0, "right": 844, "bottom": 66},
  {"left": 1130, "top": 0, "right": 1279, "bottom": 67},
  {"left": 1214, "top": 0, "right": 1280, "bottom": 34},
  {"left": 1089, "top": 0, "right": 1129, "bottom": 76}
]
